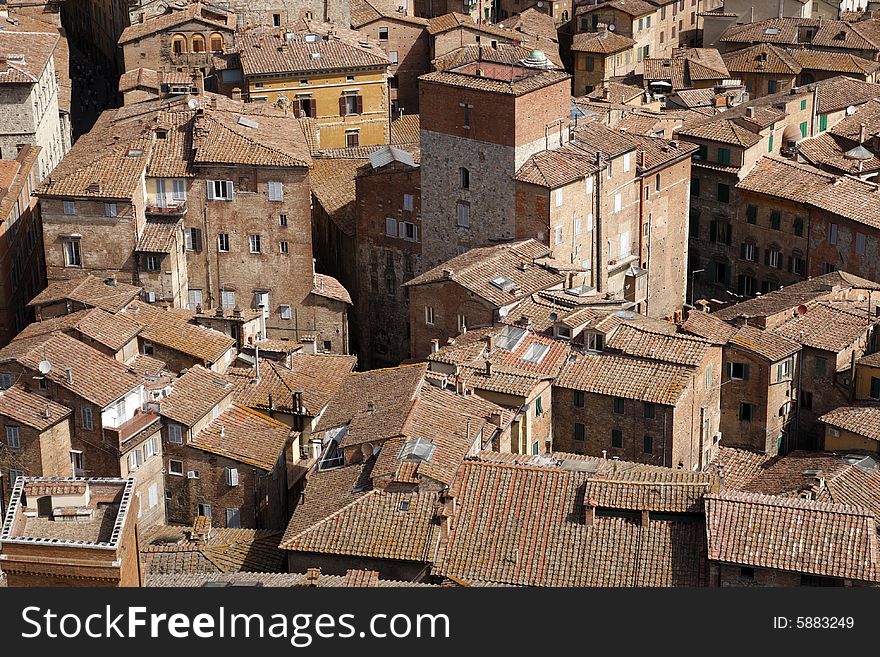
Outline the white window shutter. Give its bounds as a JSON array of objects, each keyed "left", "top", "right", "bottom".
[
  {"left": 207, "top": 180, "right": 215, "bottom": 200},
  {"left": 226, "top": 181, "right": 234, "bottom": 200},
  {"left": 386, "top": 217, "right": 396, "bottom": 236},
  {"left": 398, "top": 221, "right": 406, "bottom": 238}
]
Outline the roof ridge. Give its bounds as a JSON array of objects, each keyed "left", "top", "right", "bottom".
[
  {"left": 709, "top": 490, "right": 875, "bottom": 516},
  {"left": 197, "top": 114, "right": 308, "bottom": 167},
  {"left": 284, "top": 488, "right": 378, "bottom": 545}
]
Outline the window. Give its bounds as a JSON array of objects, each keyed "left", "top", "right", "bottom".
[
  {"left": 104, "top": 203, "right": 118, "bottom": 217},
  {"left": 870, "top": 376, "right": 880, "bottom": 399},
  {"left": 614, "top": 193, "right": 622, "bottom": 213},
  {"left": 198, "top": 503, "right": 212, "bottom": 518},
  {"left": 296, "top": 97, "right": 316, "bottom": 118},
  {"left": 535, "top": 396, "right": 544, "bottom": 415},
  {"left": 341, "top": 93, "right": 362, "bottom": 116},
  {"left": 644, "top": 402, "right": 655, "bottom": 419},
  {"left": 225, "top": 467, "right": 240, "bottom": 487},
  {"left": 857, "top": 233, "right": 867, "bottom": 256},
  {"left": 738, "top": 273, "right": 756, "bottom": 296},
  {"left": 767, "top": 210, "right": 781, "bottom": 230},
  {"left": 172, "top": 34, "right": 187, "bottom": 54},
  {"left": 167, "top": 424, "right": 183, "bottom": 444},
  {"left": 127, "top": 450, "right": 142, "bottom": 472},
  {"left": 554, "top": 226, "right": 563, "bottom": 245},
  {"left": 820, "top": 113, "right": 828, "bottom": 132},
  {"left": 172, "top": 179, "right": 187, "bottom": 201},
  {"left": 144, "top": 255, "right": 160, "bottom": 272},
  {"left": 9, "top": 469, "right": 24, "bottom": 484},
  {"left": 611, "top": 429, "right": 623, "bottom": 448},
  {"left": 254, "top": 291, "right": 269, "bottom": 312},
  {"left": 718, "top": 148, "right": 731, "bottom": 165},
  {"left": 63, "top": 239, "right": 81, "bottom": 267},
  {"left": 717, "top": 183, "right": 730, "bottom": 203},
  {"left": 768, "top": 79, "right": 778, "bottom": 95},
  {"left": 425, "top": 306, "right": 434, "bottom": 325},
  {"left": 210, "top": 33, "right": 224, "bottom": 52},
  {"left": 346, "top": 130, "right": 360, "bottom": 148},
  {"left": 457, "top": 314, "right": 467, "bottom": 333},
  {"left": 378, "top": 27, "right": 389, "bottom": 40},
  {"left": 385, "top": 217, "right": 397, "bottom": 237},
  {"left": 776, "top": 358, "right": 792, "bottom": 382},
  {"left": 727, "top": 362, "right": 750, "bottom": 380},
  {"left": 714, "top": 261, "right": 730, "bottom": 285},
  {"left": 574, "top": 217, "right": 582, "bottom": 235},
  {"left": 167, "top": 460, "right": 185, "bottom": 477},
  {"left": 145, "top": 436, "right": 158, "bottom": 459},
  {"left": 148, "top": 483, "right": 158, "bottom": 509},
  {"left": 249, "top": 234, "right": 262, "bottom": 253},
  {"left": 767, "top": 247, "right": 782, "bottom": 269},
  {"left": 279, "top": 214, "right": 288, "bottom": 227},
  {"left": 643, "top": 435, "right": 653, "bottom": 454},
  {"left": 389, "top": 50, "right": 399, "bottom": 64},
  {"left": 554, "top": 189, "right": 563, "bottom": 207},
  {"left": 456, "top": 201, "right": 470, "bottom": 227},
  {"left": 741, "top": 242, "right": 758, "bottom": 262},
  {"left": 690, "top": 177, "right": 700, "bottom": 197},
  {"left": 280, "top": 305, "right": 292, "bottom": 320},
  {"left": 462, "top": 103, "right": 472, "bottom": 129},
  {"left": 815, "top": 356, "right": 827, "bottom": 377},
  {"left": 574, "top": 391, "right": 585, "bottom": 408},
  {"left": 822, "top": 262, "right": 837, "bottom": 275},
  {"left": 268, "top": 181, "right": 284, "bottom": 202},
  {"left": 574, "top": 423, "right": 585, "bottom": 443},
  {"left": 6, "top": 425, "right": 20, "bottom": 449},
  {"left": 739, "top": 402, "right": 754, "bottom": 422},
  {"left": 226, "top": 508, "right": 241, "bottom": 528},
  {"left": 217, "top": 233, "right": 230, "bottom": 252},
  {"left": 191, "top": 34, "right": 206, "bottom": 53},
  {"left": 403, "top": 193, "right": 414, "bottom": 211},
  {"left": 790, "top": 253, "right": 806, "bottom": 275},
  {"left": 800, "top": 121, "right": 808, "bottom": 138},
  {"left": 207, "top": 180, "right": 233, "bottom": 200},
  {"left": 221, "top": 289, "right": 235, "bottom": 309},
  {"left": 613, "top": 397, "right": 625, "bottom": 414},
  {"left": 280, "top": 241, "right": 289, "bottom": 254},
  {"left": 829, "top": 223, "right": 838, "bottom": 245},
  {"left": 746, "top": 205, "right": 757, "bottom": 224},
  {"left": 81, "top": 406, "right": 93, "bottom": 430},
  {"left": 706, "top": 363, "right": 712, "bottom": 389},
  {"left": 587, "top": 333, "right": 604, "bottom": 352},
  {"left": 63, "top": 200, "right": 75, "bottom": 215},
  {"left": 800, "top": 391, "right": 813, "bottom": 410},
  {"left": 586, "top": 177, "right": 593, "bottom": 194},
  {"left": 184, "top": 227, "right": 202, "bottom": 252},
  {"left": 623, "top": 153, "right": 631, "bottom": 173}
]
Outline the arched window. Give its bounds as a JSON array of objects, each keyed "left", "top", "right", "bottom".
[
  {"left": 191, "top": 34, "right": 206, "bottom": 53},
  {"left": 171, "top": 33, "right": 187, "bottom": 54},
  {"left": 562, "top": 10, "right": 569, "bottom": 21},
  {"left": 210, "top": 33, "right": 224, "bottom": 52}
]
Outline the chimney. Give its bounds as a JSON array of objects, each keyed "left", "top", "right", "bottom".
[
  {"left": 43, "top": 405, "right": 51, "bottom": 418},
  {"left": 367, "top": 400, "right": 376, "bottom": 413},
  {"left": 746, "top": 106, "right": 756, "bottom": 118},
  {"left": 584, "top": 502, "right": 596, "bottom": 526},
  {"left": 442, "top": 268, "right": 453, "bottom": 279},
  {"left": 641, "top": 509, "right": 650, "bottom": 525},
  {"left": 305, "top": 568, "right": 321, "bottom": 586},
  {"left": 485, "top": 334, "right": 495, "bottom": 352},
  {"left": 860, "top": 123, "right": 867, "bottom": 144},
  {"left": 430, "top": 338, "right": 439, "bottom": 353},
  {"left": 192, "top": 68, "right": 205, "bottom": 96},
  {"left": 220, "top": 425, "right": 225, "bottom": 438},
  {"left": 232, "top": 87, "right": 242, "bottom": 101},
  {"left": 485, "top": 360, "right": 492, "bottom": 377},
  {"left": 254, "top": 347, "right": 261, "bottom": 382},
  {"left": 301, "top": 336, "right": 317, "bottom": 354},
  {"left": 489, "top": 410, "right": 503, "bottom": 427},
  {"left": 65, "top": 368, "right": 73, "bottom": 385},
  {"left": 308, "top": 438, "right": 322, "bottom": 461},
  {"left": 0, "top": 57, "right": 7, "bottom": 74}
]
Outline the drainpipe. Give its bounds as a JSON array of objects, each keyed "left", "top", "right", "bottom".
[{"left": 594, "top": 152, "right": 604, "bottom": 292}]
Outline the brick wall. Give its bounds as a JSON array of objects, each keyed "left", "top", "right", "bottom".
[
  {"left": 407, "top": 281, "right": 495, "bottom": 359},
  {"left": 0, "top": 417, "right": 74, "bottom": 499},
  {"left": 357, "top": 18, "right": 429, "bottom": 113}
]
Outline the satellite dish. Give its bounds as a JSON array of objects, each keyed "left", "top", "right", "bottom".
[
  {"left": 550, "top": 312, "right": 558, "bottom": 322},
  {"left": 846, "top": 105, "right": 857, "bottom": 116},
  {"left": 608, "top": 23, "right": 616, "bottom": 31},
  {"left": 187, "top": 99, "right": 199, "bottom": 110},
  {"left": 498, "top": 307, "right": 510, "bottom": 318},
  {"left": 536, "top": 1, "right": 543, "bottom": 5},
  {"left": 38, "top": 360, "right": 52, "bottom": 375}
]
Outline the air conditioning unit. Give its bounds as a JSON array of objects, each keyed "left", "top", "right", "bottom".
[{"left": 187, "top": 470, "right": 199, "bottom": 479}]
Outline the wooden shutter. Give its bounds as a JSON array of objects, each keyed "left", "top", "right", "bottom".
[
  {"left": 192, "top": 228, "right": 203, "bottom": 252},
  {"left": 356, "top": 95, "right": 363, "bottom": 114},
  {"left": 339, "top": 95, "right": 347, "bottom": 116}
]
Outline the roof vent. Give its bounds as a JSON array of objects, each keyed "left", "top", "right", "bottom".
[
  {"left": 304, "top": 33, "right": 320, "bottom": 42},
  {"left": 237, "top": 115, "right": 260, "bottom": 129}
]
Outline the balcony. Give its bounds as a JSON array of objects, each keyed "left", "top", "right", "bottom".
[
  {"left": 145, "top": 194, "right": 187, "bottom": 216},
  {"left": 104, "top": 411, "right": 160, "bottom": 447}
]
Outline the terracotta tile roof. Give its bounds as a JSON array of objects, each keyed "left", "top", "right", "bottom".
[
  {"left": 311, "top": 273, "right": 352, "bottom": 305},
  {"left": 584, "top": 470, "right": 719, "bottom": 513},
  {"left": 729, "top": 324, "right": 800, "bottom": 362},
  {"left": 555, "top": 352, "right": 694, "bottom": 406},
  {"left": 141, "top": 526, "right": 284, "bottom": 575},
  {"left": 14, "top": 308, "right": 95, "bottom": 341},
  {"left": 390, "top": 113, "right": 419, "bottom": 145},
  {"left": 710, "top": 446, "right": 776, "bottom": 490},
  {"left": 604, "top": 323, "right": 712, "bottom": 366},
  {"left": 227, "top": 353, "right": 356, "bottom": 416},
  {"left": 147, "top": 571, "right": 435, "bottom": 587},
  {"left": 713, "top": 271, "right": 880, "bottom": 323},
  {"left": 158, "top": 365, "right": 234, "bottom": 427},
  {"left": 644, "top": 58, "right": 688, "bottom": 88},
  {"left": 705, "top": 491, "right": 879, "bottom": 582},
  {"left": 799, "top": 131, "right": 880, "bottom": 175},
  {"left": 722, "top": 43, "right": 801, "bottom": 76},
  {"left": 434, "top": 459, "right": 708, "bottom": 586},
  {"left": 432, "top": 43, "right": 563, "bottom": 72},
  {"left": 190, "top": 404, "right": 291, "bottom": 471},
  {"left": 283, "top": 458, "right": 376, "bottom": 541},
  {"left": 804, "top": 76, "right": 880, "bottom": 114},
  {"left": 191, "top": 109, "right": 311, "bottom": 168},
  {"left": 280, "top": 487, "right": 440, "bottom": 563},
  {"left": 122, "top": 300, "right": 236, "bottom": 365},
  {"left": 720, "top": 17, "right": 880, "bottom": 51},
  {"left": 571, "top": 30, "right": 635, "bottom": 53},
  {"left": 350, "top": 0, "right": 429, "bottom": 28},
  {"left": 1, "top": 17, "right": 70, "bottom": 113},
  {"left": 372, "top": 385, "right": 510, "bottom": 487},
  {"left": 0, "top": 384, "right": 70, "bottom": 430},
  {"left": 576, "top": 0, "right": 656, "bottom": 16},
  {"left": 119, "top": 2, "right": 235, "bottom": 44},
  {"left": 680, "top": 310, "right": 737, "bottom": 344},
  {"left": 419, "top": 66, "right": 569, "bottom": 97},
  {"left": 28, "top": 275, "right": 142, "bottom": 312},
  {"left": 309, "top": 157, "right": 367, "bottom": 237},
  {"left": 737, "top": 157, "right": 880, "bottom": 229},
  {"left": 237, "top": 27, "right": 390, "bottom": 77},
  {"left": 499, "top": 293, "right": 570, "bottom": 333},
  {"left": 0, "top": 31, "right": 58, "bottom": 85},
  {"left": 136, "top": 217, "right": 181, "bottom": 253},
  {"left": 0, "top": 332, "right": 142, "bottom": 408},
  {"left": 426, "top": 12, "right": 514, "bottom": 37},
  {"left": 789, "top": 48, "right": 880, "bottom": 75},
  {"left": 404, "top": 239, "right": 563, "bottom": 306},
  {"left": 316, "top": 363, "right": 427, "bottom": 446},
  {"left": 821, "top": 405, "right": 880, "bottom": 442},
  {"left": 858, "top": 351, "right": 880, "bottom": 367},
  {"left": 679, "top": 117, "right": 762, "bottom": 147},
  {"left": 773, "top": 301, "right": 874, "bottom": 352},
  {"left": 118, "top": 67, "right": 160, "bottom": 93},
  {"left": 128, "top": 353, "right": 167, "bottom": 377},
  {"left": 831, "top": 98, "right": 880, "bottom": 141}
]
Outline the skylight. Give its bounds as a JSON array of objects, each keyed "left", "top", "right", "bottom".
[
  {"left": 237, "top": 116, "right": 260, "bottom": 129},
  {"left": 495, "top": 325, "right": 527, "bottom": 351},
  {"left": 521, "top": 342, "right": 550, "bottom": 364},
  {"left": 398, "top": 437, "right": 435, "bottom": 462},
  {"left": 490, "top": 276, "right": 516, "bottom": 292}
]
